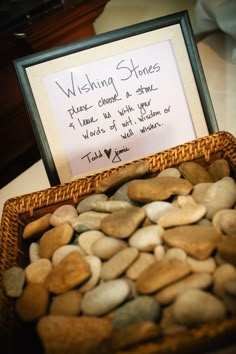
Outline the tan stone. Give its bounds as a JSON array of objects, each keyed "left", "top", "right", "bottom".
[
  {"left": 22, "top": 213, "right": 52, "bottom": 239},
  {"left": 217, "top": 237, "right": 236, "bottom": 266},
  {"left": 126, "top": 252, "right": 156, "bottom": 280},
  {"left": 44, "top": 251, "right": 91, "bottom": 294},
  {"left": 49, "top": 290, "right": 82, "bottom": 316},
  {"left": 208, "top": 159, "right": 230, "bottom": 182},
  {"left": 25, "top": 258, "right": 52, "bottom": 284},
  {"left": 162, "top": 225, "right": 222, "bottom": 260},
  {"left": 178, "top": 161, "right": 213, "bottom": 185},
  {"left": 212, "top": 209, "right": 236, "bottom": 236}
]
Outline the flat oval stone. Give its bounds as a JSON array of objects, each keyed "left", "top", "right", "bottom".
[
  {"left": 158, "top": 168, "right": 181, "bottom": 178},
  {"left": 91, "top": 236, "right": 128, "bottom": 259},
  {"left": 29, "top": 242, "right": 40, "bottom": 263},
  {"left": 39, "top": 223, "right": 74, "bottom": 259},
  {"left": 79, "top": 255, "right": 102, "bottom": 293},
  {"left": 155, "top": 272, "right": 213, "bottom": 305},
  {"left": 128, "top": 176, "right": 192, "bottom": 203},
  {"left": 129, "top": 225, "right": 164, "bottom": 251},
  {"left": 101, "top": 206, "right": 146, "bottom": 238},
  {"left": 172, "top": 289, "right": 226, "bottom": 326},
  {"left": 186, "top": 256, "right": 216, "bottom": 273},
  {"left": 145, "top": 201, "right": 177, "bottom": 223},
  {"left": 101, "top": 247, "right": 139, "bottom": 280},
  {"left": 136, "top": 259, "right": 191, "bottom": 294},
  {"left": 192, "top": 182, "right": 213, "bottom": 204},
  {"left": 52, "top": 244, "right": 86, "bottom": 266},
  {"left": 22, "top": 213, "right": 52, "bottom": 239},
  {"left": 208, "top": 159, "right": 230, "bottom": 181},
  {"left": 166, "top": 248, "right": 187, "bottom": 262},
  {"left": 81, "top": 279, "right": 130, "bottom": 316},
  {"left": 49, "top": 290, "right": 82, "bottom": 316},
  {"left": 212, "top": 209, "right": 236, "bottom": 236},
  {"left": 95, "top": 160, "right": 150, "bottom": 193},
  {"left": 71, "top": 211, "right": 109, "bottom": 233},
  {"left": 178, "top": 161, "right": 213, "bottom": 185},
  {"left": 77, "top": 193, "right": 108, "bottom": 213},
  {"left": 162, "top": 225, "right": 222, "bottom": 260},
  {"left": 50, "top": 205, "right": 78, "bottom": 226},
  {"left": 90, "top": 200, "right": 132, "bottom": 212},
  {"left": 110, "top": 182, "right": 140, "bottom": 205},
  {"left": 2, "top": 266, "right": 25, "bottom": 298},
  {"left": 217, "top": 237, "right": 236, "bottom": 266},
  {"left": 126, "top": 252, "right": 156, "bottom": 280},
  {"left": 44, "top": 251, "right": 91, "bottom": 294},
  {"left": 25, "top": 258, "right": 52, "bottom": 284},
  {"left": 78, "top": 230, "right": 104, "bottom": 255},
  {"left": 16, "top": 283, "right": 49, "bottom": 322},
  {"left": 112, "top": 296, "right": 161, "bottom": 330},
  {"left": 37, "top": 315, "right": 112, "bottom": 354},
  {"left": 213, "top": 263, "right": 236, "bottom": 297},
  {"left": 158, "top": 204, "right": 206, "bottom": 228}
]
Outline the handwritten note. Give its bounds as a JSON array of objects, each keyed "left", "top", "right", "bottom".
[{"left": 44, "top": 40, "right": 196, "bottom": 177}]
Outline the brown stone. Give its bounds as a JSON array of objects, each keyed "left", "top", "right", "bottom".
[
  {"left": 22, "top": 213, "right": 52, "bottom": 239},
  {"left": 178, "top": 161, "right": 213, "bottom": 185},
  {"left": 128, "top": 176, "right": 192, "bottom": 203},
  {"left": 217, "top": 237, "right": 236, "bottom": 266},
  {"left": 44, "top": 251, "right": 91, "bottom": 294},
  {"left": 208, "top": 159, "right": 230, "bottom": 182},
  {"left": 136, "top": 259, "right": 191, "bottom": 294},
  {"left": 162, "top": 225, "right": 222, "bottom": 260}
]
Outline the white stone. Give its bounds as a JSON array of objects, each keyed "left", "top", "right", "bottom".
[{"left": 129, "top": 224, "right": 164, "bottom": 251}]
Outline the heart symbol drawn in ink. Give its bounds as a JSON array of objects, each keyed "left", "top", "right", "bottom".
[{"left": 104, "top": 148, "right": 112, "bottom": 159}]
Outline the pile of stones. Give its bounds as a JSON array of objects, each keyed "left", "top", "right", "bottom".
[{"left": 2, "top": 159, "right": 236, "bottom": 354}]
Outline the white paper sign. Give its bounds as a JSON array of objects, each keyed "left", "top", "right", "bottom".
[{"left": 44, "top": 40, "right": 196, "bottom": 177}]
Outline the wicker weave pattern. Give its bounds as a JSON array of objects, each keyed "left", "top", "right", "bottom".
[{"left": 0, "top": 131, "right": 236, "bottom": 353}]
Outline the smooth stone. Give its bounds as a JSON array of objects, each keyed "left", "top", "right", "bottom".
[
  {"left": 212, "top": 209, "right": 236, "bottom": 235},
  {"left": 155, "top": 272, "right": 213, "bottom": 305},
  {"left": 195, "top": 177, "right": 236, "bottom": 219},
  {"left": 81, "top": 279, "right": 130, "bottom": 316},
  {"left": 29, "top": 242, "right": 40, "bottom": 263},
  {"left": 110, "top": 181, "right": 141, "bottom": 206},
  {"left": 39, "top": 223, "right": 74, "bottom": 259},
  {"left": 25, "top": 258, "right": 52, "bottom": 284},
  {"left": 208, "top": 159, "right": 230, "bottom": 181},
  {"left": 136, "top": 259, "right": 191, "bottom": 294},
  {"left": 90, "top": 200, "right": 132, "bottom": 212},
  {"left": 104, "top": 321, "right": 161, "bottom": 352},
  {"left": 154, "top": 245, "right": 166, "bottom": 260},
  {"left": 95, "top": 160, "right": 150, "bottom": 193},
  {"left": 158, "top": 203, "right": 206, "bottom": 228},
  {"left": 77, "top": 230, "right": 104, "bottom": 255},
  {"left": 16, "top": 283, "right": 49, "bottom": 322},
  {"left": 91, "top": 236, "right": 128, "bottom": 260},
  {"left": 101, "top": 247, "right": 139, "bottom": 280},
  {"left": 101, "top": 206, "right": 146, "bottom": 238},
  {"left": 44, "top": 251, "right": 91, "bottom": 294},
  {"left": 2, "top": 266, "right": 25, "bottom": 298},
  {"left": 192, "top": 182, "right": 213, "bottom": 204},
  {"left": 50, "top": 205, "right": 78, "bottom": 226},
  {"left": 186, "top": 256, "right": 216, "bottom": 273},
  {"left": 223, "top": 293, "right": 236, "bottom": 315},
  {"left": 49, "top": 290, "right": 82, "bottom": 316},
  {"left": 52, "top": 244, "right": 86, "bottom": 266},
  {"left": 178, "top": 161, "right": 213, "bottom": 185},
  {"left": 165, "top": 248, "right": 187, "bottom": 262},
  {"left": 172, "top": 289, "right": 227, "bottom": 326},
  {"left": 196, "top": 218, "right": 212, "bottom": 226},
  {"left": 160, "top": 305, "right": 187, "bottom": 336},
  {"left": 213, "top": 263, "right": 236, "bottom": 298},
  {"left": 126, "top": 252, "right": 156, "bottom": 280},
  {"left": 217, "top": 237, "right": 236, "bottom": 266},
  {"left": 128, "top": 176, "right": 192, "bottom": 203},
  {"left": 77, "top": 193, "right": 108, "bottom": 213},
  {"left": 145, "top": 201, "right": 177, "bottom": 223},
  {"left": 112, "top": 296, "right": 161, "bottom": 330},
  {"left": 224, "top": 278, "right": 236, "bottom": 296},
  {"left": 158, "top": 167, "right": 181, "bottom": 178},
  {"left": 71, "top": 211, "right": 109, "bottom": 233},
  {"left": 22, "top": 213, "right": 52, "bottom": 239},
  {"left": 37, "top": 315, "right": 112, "bottom": 354},
  {"left": 162, "top": 225, "right": 222, "bottom": 260},
  {"left": 128, "top": 224, "right": 164, "bottom": 251},
  {"left": 79, "top": 255, "right": 102, "bottom": 293}
]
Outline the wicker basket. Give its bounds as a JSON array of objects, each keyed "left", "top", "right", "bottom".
[{"left": 1, "top": 130, "right": 236, "bottom": 354}]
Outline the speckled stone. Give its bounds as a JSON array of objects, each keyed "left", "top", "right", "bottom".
[
  {"left": 50, "top": 205, "right": 78, "bottom": 227},
  {"left": 37, "top": 315, "right": 112, "bottom": 354},
  {"left": 112, "top": 296, "right": 161, "bottom": 330},
  {"left": 77, "top": 194, "right": 108, "bottom": 213},
  {"left": 128, "top": 176, "right": 193, "bottom": 203},
  {"left": 16, "top": 283, "right": 49, "bottom": 322},
  {"left": 2, "top": 266, "right": 25, "bottom": 298},
  {"left": 128, "top": 224, "right": 164, "bottom": 251},
  {"left": 81, "top": 279, "right": 130, "bottom": 316},
  {"left": 49, "top": 290, "right": 82, "bottom": 316},
  {"left": 44, "top": 251, "right": 91, "bottom": 294},
  {"left": 101, "top": 206, "right": 146, "bottom": 238},
  {"left": 178, "top": 161, "right": 213, "bottom": 185},
  {"left": 25, "top": 258, "right": 52, "bottom": 284},
  {"left": 136, "top": 259, "right": 191, "bottom": 294},
  {"left": 39, "top": 223, "right": 74, "bottom": 259},
  {"left": 22, "top": 213, "right": 52, "bottom": 239}
]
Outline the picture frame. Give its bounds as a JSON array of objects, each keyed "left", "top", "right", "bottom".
[{"left": 14, "top": 10, "right": 218, "bottom": 186}]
